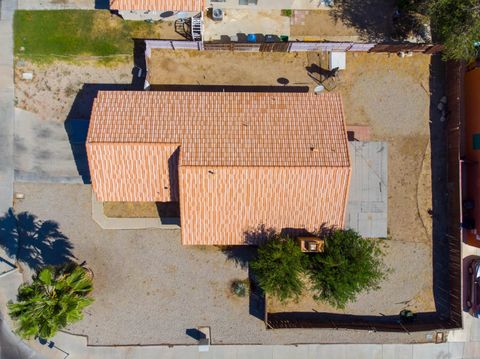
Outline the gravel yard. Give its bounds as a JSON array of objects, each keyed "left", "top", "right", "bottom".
[{"left": 13, "top": 183, "right": 433, "bottom": 345}]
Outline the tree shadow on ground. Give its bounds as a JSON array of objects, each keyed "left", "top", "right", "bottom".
[
  {"left": 221, "top": 246, "right": 257, "bottom": 269},
  {"left": 330, "top": 0, "right": 396, "bottom": 42},
  {"left": 0, "top": 209, "right": 75, "bottom": 270}
]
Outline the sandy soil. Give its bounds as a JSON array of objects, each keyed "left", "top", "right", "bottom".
[
  {"left": 335, "top": 52, "right": 432, "bottom": 245},
  {"left": 147, "top": 49, "right": 432, "bottom": 246},
  {"left": 14, "top": 60, "right": 133, "bottom": 121},
  {"left": 147, "top": 49, "right": 313, "bottom": 87},
  {"left": 103, "top": 202, "right": 180, "bottom": 218}
]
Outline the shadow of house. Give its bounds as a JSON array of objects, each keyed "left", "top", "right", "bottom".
[
  {"left": 65, "top": 83, "right": 134, "bottom": 184},
  {"left": 330, "top": 0, "right": 396, "bottom": 42},
  {"left": 428, "top": 54, "right": 450, "bottom": 320},
  {"left": 0, "top": 209, "right": 75, "bottom": 270},
  {"left": 64, "top": 39, "right": 148, "bottom": 184},
  {"left": 95, "top": 0, "right": 110, "bottom": 9}
]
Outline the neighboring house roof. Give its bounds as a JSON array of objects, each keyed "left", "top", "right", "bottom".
[
  {"left": 87, "top": 91, "right": 351, "bottom": 245},
  {"left": 109, "top": 0, "right": 202, "bottom": 11}
]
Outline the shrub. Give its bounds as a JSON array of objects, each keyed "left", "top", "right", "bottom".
[
  {"left": 250, "top": 235, "right": 304, "bottom": 303},
  {"left": 231, "top": 279, "right": 250, "bottom": 297},
  {"left": 8, "top": 264, "right": 94, "bottom": 339},
  {"left": 307, "top": 229, "right": 386, "bottom": 309}
]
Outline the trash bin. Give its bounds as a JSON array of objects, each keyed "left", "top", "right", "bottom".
[{"left": 265, "top": 34, "right": 276, "bottom": 43}]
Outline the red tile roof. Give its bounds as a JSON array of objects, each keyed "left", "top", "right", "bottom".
[
  {"left": 109, "top": 0, "right": 202, "bottom": 11},
  {"left": 88, "top": 91, "right": 350, "bottom": 167},
  {"left": 87, "top": 91, "right": 351, "bottom": 245}
]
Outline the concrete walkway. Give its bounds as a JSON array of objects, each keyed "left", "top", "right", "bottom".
[
  {"left": 14, "top": 109, "right": 86, "bottom": 184},
  {"left": 0, "top": 0, "right": 16, "bottom": 214},
  {"left": 17, "top": 0, "right": 96, "bottom": 10}
]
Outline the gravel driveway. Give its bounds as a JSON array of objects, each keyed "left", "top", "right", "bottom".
[{"left": 12, "top": 183, "right": 433, "bottom": 345}]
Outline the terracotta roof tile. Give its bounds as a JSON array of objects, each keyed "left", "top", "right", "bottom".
[
  {"left": 180, "top": 166, "right": 351, "bottom": 245},
  {"left": 87, "top": 91, "right": 351, "bottom": 245},
  {"left": 109, "top": 0, "right": 202, "bottom": 11},
  {"left": 88, "top": 91, "right": 350, "bottom": 167}
]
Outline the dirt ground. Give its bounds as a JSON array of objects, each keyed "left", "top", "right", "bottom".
[
  {"left": 14, "top": 60, "right": 133, "bottom": 121},
  {"left": 147, "top": 49, "right": 313, "bottom": 87},
  {"left": 290, "top": 10, "right": 361, "bottom": 41},
  {"left": 103, "top": 202, "right": 180, "bottom": 218}
]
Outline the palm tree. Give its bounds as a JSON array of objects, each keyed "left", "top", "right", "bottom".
[{"left": 8, "top": 263, "right": 94, "bottom": 339}]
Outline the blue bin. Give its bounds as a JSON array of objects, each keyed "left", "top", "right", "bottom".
[{"left": 247, "top": 34, "right": 257, "bottom": 43}]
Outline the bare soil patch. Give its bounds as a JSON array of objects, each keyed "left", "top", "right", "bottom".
[
  {"left": 15, "top": 60, "right": 132, "bottom": 121},
  {"left": 103, "top": 201, "right": 180, "bottom": 218},
  {"left": 147, "top": 49, "right": 313, "bottom": 87}
]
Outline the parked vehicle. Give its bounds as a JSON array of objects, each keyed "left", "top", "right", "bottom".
[{"left": 466, "top": 258, "right": 480, "bottom": 317}]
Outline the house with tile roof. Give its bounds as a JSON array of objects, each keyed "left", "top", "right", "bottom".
[
  {"left": 109, "top": 0, "right": 331, "bottom": 12},
  {"left": 86, "top": 91, "right": 351, "bottom": 245}
]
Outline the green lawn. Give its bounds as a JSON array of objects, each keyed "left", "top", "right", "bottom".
[{"left": 14, "top": 10, "right": 163, "bottom": 62}]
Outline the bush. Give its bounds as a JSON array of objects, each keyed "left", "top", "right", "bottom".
[
  {"left": 250, "top": 235, "right": 304, "bottom": 303},
  {"left": 429, "top": 0, "right": 480, "bottom": 61},
  {"left": 307, "top": 229, "right": 386, "bottom": 309},
  {"left": 231, "top": 279, "right": 250, "bottom": 297},
  {"left": 402, "top": 0, "right": 480, "bottom": 61},
  {"left": 8, "top": 264, "right": 94, "bottom": 339},
  {"left": 251, "top": 229, "right": 387, "bottom": 308}
]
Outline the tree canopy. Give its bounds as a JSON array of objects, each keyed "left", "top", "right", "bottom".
[
  {"left": 8, "top": 264, "right": 94, "bottom": 339},
  {"left": 429, "top": 0, "right": 480, "bottom": 61},
  {"left": 251, "top": 229, "right": 387, "bottom": 309},
  {"left": 250, "top": 235, "right": 305, "bottom": 303},
  {"left": 307, "top": 229, "right": 386, "bottom": 309},
  {"left": 399, "top": 0, "right": 480, "bottom": 61}
]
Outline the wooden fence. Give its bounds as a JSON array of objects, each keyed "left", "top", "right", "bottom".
[
  {"left": 144, "top": 40, "right": 443, "bottom": 56},
  {"left": 445, "top": 60, "right": 465, "bottom": 329}
]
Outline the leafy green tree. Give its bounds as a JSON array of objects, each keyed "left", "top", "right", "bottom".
[
  {"left": 251, "top": 235, "right": 304, "bottom": 303},
  {"left": 307, "top": 229, "right": 386, "bottom": 309},
  {"left": 8, "top": 264, "right": 94, "bottom": 339},
  {"left": 429, "top": 0, "right": 480, "bottom": 61}
]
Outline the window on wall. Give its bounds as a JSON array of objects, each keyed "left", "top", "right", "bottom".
[{"left": 474, "top": 134, "right": 480, "bottom": 150}]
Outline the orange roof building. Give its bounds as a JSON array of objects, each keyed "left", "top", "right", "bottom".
[
  {"left": 110, "top": 0, "right": 203, "bottom": 11},
  {"left": 86, "top": 91, "right": 351, "bottom": 245}
]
